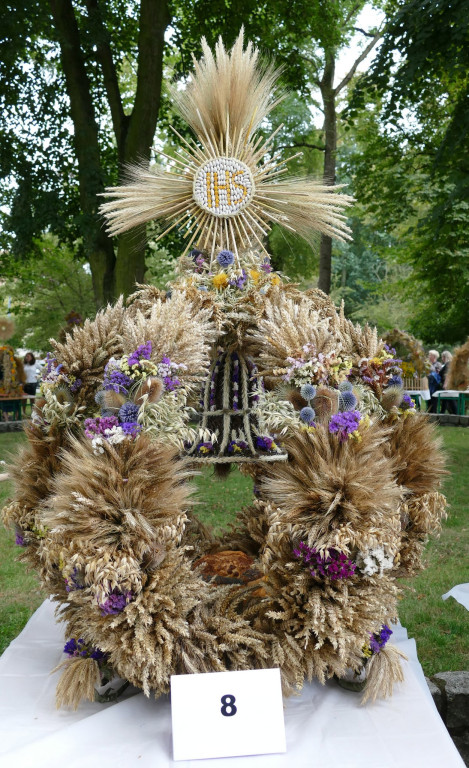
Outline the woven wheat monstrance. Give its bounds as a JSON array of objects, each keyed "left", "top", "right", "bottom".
[{"left": 3, "top": 31, "right": 447, "bottom": 711}]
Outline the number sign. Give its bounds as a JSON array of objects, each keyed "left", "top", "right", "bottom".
[{"left": 170, "top": 667, "right": 286, "bottom": 761}]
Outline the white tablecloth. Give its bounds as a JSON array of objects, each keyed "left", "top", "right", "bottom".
[
  {"left": 433, "top": 390, "right": 468, "bottom": 398},
  {"left": 0, "top": 600, "right": 464, "bottom": 768},
  {"left": 443, "top": 583, "right": 469, "bottom": 611},
  {"left": 407, "top": 389, "right": 431, "bottom": 401}
]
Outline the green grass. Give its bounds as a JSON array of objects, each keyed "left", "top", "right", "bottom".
[
  {"left": 0, "top": 431, "right": 46, "bottom": 653},
  {"left": 193, "top": 467, "right": 252, "bottom": 532},
  {"left": 398, "top": 427, "right": 469, "bottom": 675},
  {"left": 1, "top": 428, "right": 468, "bottom": 675}
]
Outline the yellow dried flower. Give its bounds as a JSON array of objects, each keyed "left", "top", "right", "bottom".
[{"left": 212, "top": 273, "right": 229, "bottom": 289}]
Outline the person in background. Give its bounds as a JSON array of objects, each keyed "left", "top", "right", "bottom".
[
  {"left": 427, "top": 349, "right": 440, "bottom": 371},
  {"left": 439, "top": 351, "right": 456, "bottom": 414},
  {"left": 427, "top": 356, "right": 442, "bottom": 413},
  {"left": 23, "top": 352, "right": 38, "bottom": 397}
]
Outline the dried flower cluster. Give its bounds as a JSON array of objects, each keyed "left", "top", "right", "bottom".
[
  {"left": 2, "top": 276, "right": 447, "bottom": 711},
  {"left": 1, "top": 32, "right": 447, "bottom": 714}
]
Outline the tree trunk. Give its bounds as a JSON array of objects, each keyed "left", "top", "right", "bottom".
[
  {"left": 49, "top": 0, "right": 115, "bottom": 307},
  {"left": 318, "top": 48, "right": 337, "bottom": 295},
  {"left": 114, "top": 0, "right": 170, "bottom": 299}
]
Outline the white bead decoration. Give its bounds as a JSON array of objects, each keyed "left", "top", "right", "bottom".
[{"left": 193, "top": 156, "right": 255, "bottom": 217}]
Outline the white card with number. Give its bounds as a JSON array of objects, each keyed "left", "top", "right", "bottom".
[{"left": 170, "top": 667, "right": 286, "bottom": 761}]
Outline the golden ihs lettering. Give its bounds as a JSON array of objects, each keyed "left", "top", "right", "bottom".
[{"left": 204, "top": 170, "right": 249, "bottom": 209}]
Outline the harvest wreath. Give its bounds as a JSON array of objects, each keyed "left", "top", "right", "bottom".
[{"left": 3, "top": 32, "right": 447, "bottom": 710}]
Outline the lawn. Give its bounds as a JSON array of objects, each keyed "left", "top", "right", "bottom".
[{"left": 0, "top": 427, "right": 467, "bottom": 676}]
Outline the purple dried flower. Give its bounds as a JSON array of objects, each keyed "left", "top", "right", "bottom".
[
  {"left": 103, "top": 368, "right": 133, "bottom": 394},
  {"left": 329, "top": 410, "right": 361, "bottom": 442},
  {"left": 99, "top": 588, "right": 133, "bottom": 616},
  {"left": 294, "top": 541, "right": 356, "bottom": 580},
  {"left": 194, "top": 255, "right": 207, "bottom": 273},
  {"left": 260, "top": 259, "right": 273, "bottom": 273},
  {"left": 70, "top": 378, "right": 82, "bottom": 393},
  {"left": 63, "top": 638, "right": 107, "bottom": 661},
  {"left": 84, "top": 415, "right": 119, "bottom": 439},
  {"left": 121, "top": 421, "right": 141, "bottom": 437},
  {"left": 163, "top": 375, "right": 180, "bottom": 391},
  {"left": 338, "top": 381, "right": 353, "bottom": 392},
  {"left": 229, "top": 269, "right": 248, "bottom": 290},
  {"left": 65, "top": 567, "right": 84, "bottom": 592},
  {"left": 195, "top": 441, "right": 214, "bottom": 455},
  {"left": 127, "top": 341, "right": 152, "bottom": 367},
  {"left": 227, "top": 440, "right": 249, "bottom": 454},
  {"left": 15, "top": 531, "right": 25, "bottom": 547},
  {"left": 90, "top": 647, "right": 108, "bottom": 661},
  {"left": 401, "top": 392, "right": 415, "bottom": 410},
  {"left": 45, "top": 353, "right": 57, "bottom": 375},
  {"left": 118, "top": 402, "right": 140, "bottom": 424},
  {"left": 256, "top": 435, "right": 276, "bottom": 451},
  {"left": 217, "top": 250, "right": 235, "bottom": 268},
  {"left": 64, "top": 638, "right": 80, "bottom": 656},
  {"left": 369, "top": 624, "right": 393, "bottom": 654}
]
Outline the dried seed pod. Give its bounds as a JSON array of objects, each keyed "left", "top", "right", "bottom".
[
  {"left": 135, "top": 376, "right": 164, "bottom": 406},
  {"left": 102, "top": 389, "right": 126, "bottom": 411}
]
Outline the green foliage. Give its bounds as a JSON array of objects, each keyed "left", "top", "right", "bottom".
[
  {"left": 0, "top": 236, "right": 95, "bottom": 353},
  {"left": 344, "top": 0, "right": 469, "bottom": 343},
  {"left": 331, "top": 215, "right": 414, "bottom": 333},
  {"left": 1, "top": 0, "right": 384, "bottom": 302}
]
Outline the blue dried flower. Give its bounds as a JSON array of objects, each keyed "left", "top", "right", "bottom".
[
  {"left": 339, "top": 381, "right": 353, "bottom": 392},
  {"left": 217, "top": 250, "right": 235, "bottom": 267},
  {"left": 118, "top": 402, "right": 140, "bottom": 424},
  {"left": 338, "top": 391, "right": 357, "bottom": 411},
  {"left": 300, "top": 383, "right": 317, "bottom": 401},
  {"left": 387, "top": 375, "right": 403, "bottom": 389},
  {"left": 300, "top": 406, "right": 316, "bottom": 424},
  {"left": 95, "top": 390, "right": 106, "bottom": 406},
  {"left": 256, "top": 435, "right": 275, "bottom": 451}
]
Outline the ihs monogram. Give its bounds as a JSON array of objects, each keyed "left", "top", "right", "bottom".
[
  {"left": 101, "top": 32, "right": 352, "bottom": 270},
  {"left": 194, "top": 158, "right": 254, "bottom": 217}
]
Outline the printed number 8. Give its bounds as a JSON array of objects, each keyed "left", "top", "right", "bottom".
[{"left": 220, "top": 694, "right": 237, "bottom": 716}]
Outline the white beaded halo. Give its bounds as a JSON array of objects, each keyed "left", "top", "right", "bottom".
[{"left": 193, "top": 157, "right": 255, "bottom": 217}]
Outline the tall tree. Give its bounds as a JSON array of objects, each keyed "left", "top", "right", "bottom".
[
  {"left": 1, "top": 0, "right": 169, "bottom": 306},
  {"left": 346, "top": 0, "right": 469, "bottom": 342},
  {"left": 316, "top": 13, "right": 383, "bottom": 293},
  {"left": 49, "top": 0, "right": 170, "bottom": 303},
  {"left": 1, "top": 0, "right": 387, "bottom": 304}
]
